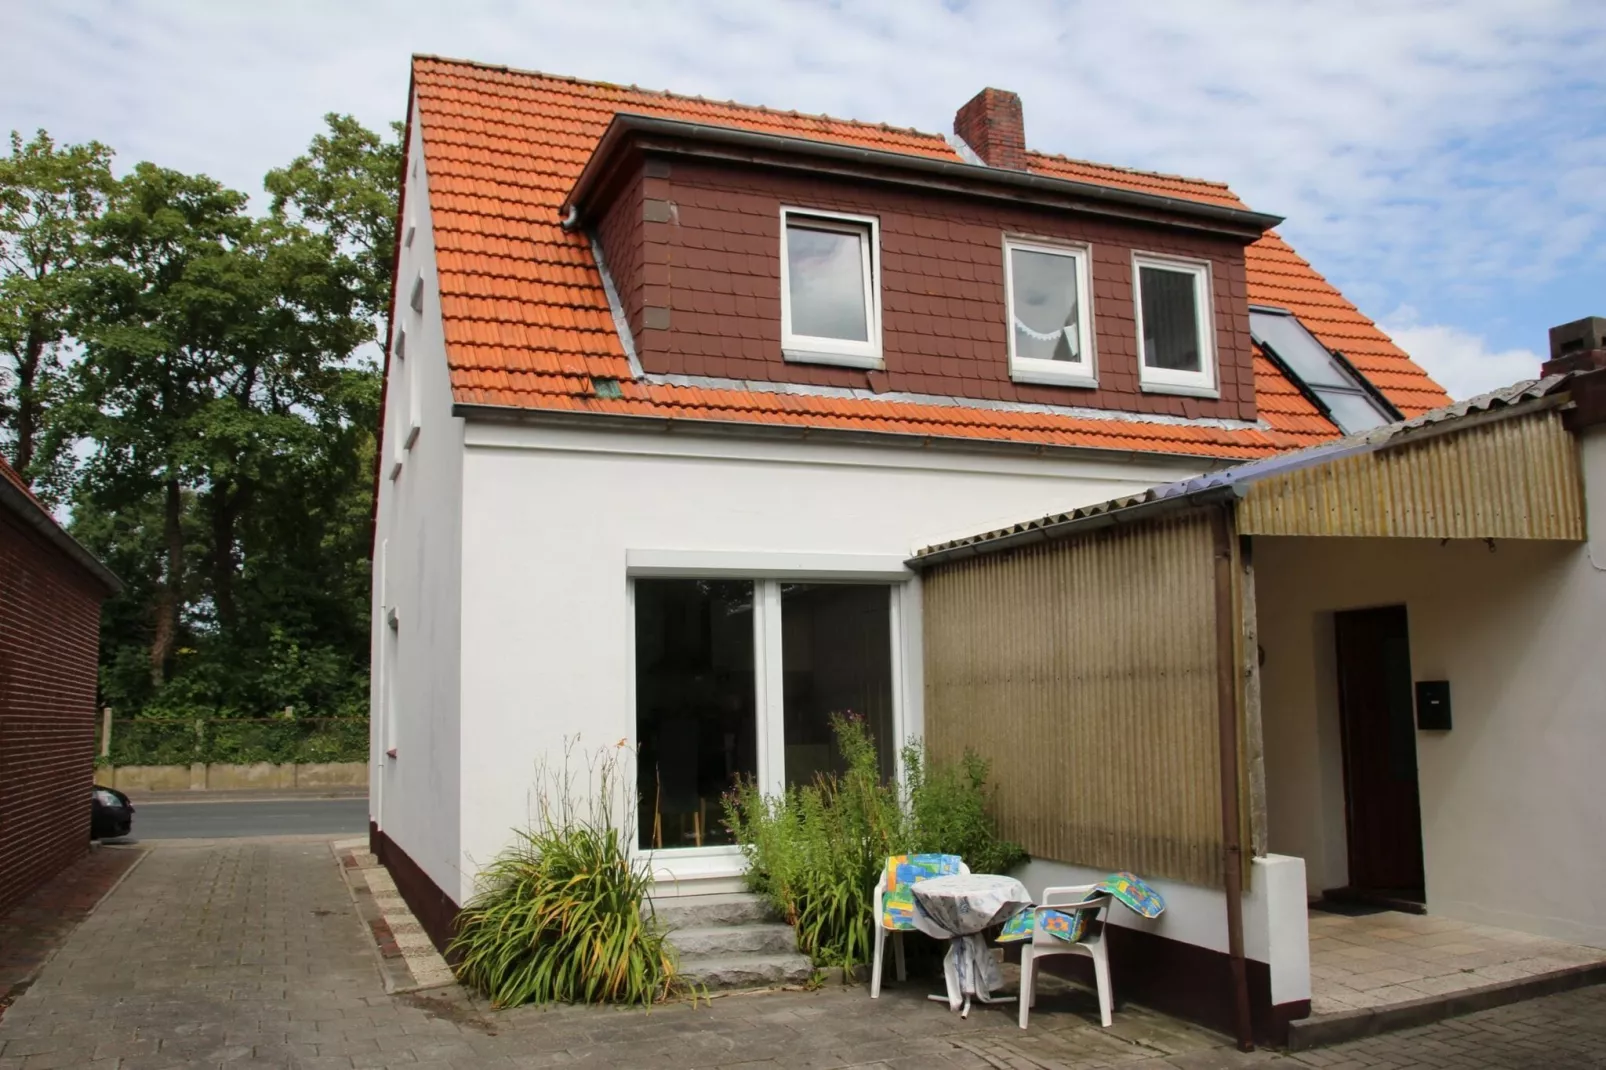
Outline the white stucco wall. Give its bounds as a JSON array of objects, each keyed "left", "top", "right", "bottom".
[
  {"left": 452, "top": 422, "right": 1207, "bottom": 904},
  {"left": 368, "top": 99, "right": 464, "bottom": 902},
  {"left": 1016, "top": 855, "right": 1311, "bottom": 1007},
  {"left": 1256, "top": 426, "right": 1606, "bottom": 946}
]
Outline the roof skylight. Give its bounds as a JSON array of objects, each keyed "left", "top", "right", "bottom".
[{"left": 1250, "top": 308, "right": 1398, "bottom": 434}]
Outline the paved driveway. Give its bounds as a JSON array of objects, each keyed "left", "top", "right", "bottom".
[{"left": 1, "top": 840, "right": 1604, "bottom": 1069}]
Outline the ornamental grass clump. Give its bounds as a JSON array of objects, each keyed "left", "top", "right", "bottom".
[{"left": 449, "top": 744, "right": 679, "bottom": 1007}]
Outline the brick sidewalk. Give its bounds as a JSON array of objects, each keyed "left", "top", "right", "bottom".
[
  {"left": 0, "top": 839, "right": 1603, "bottom": 1069},
  {"left": 0, "top": 844, "right": 145, "bottom": 1020}
]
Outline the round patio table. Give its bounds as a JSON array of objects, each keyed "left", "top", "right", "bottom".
[{"left": 910, "top": 873, "right": 1032, "bottom": 1016}]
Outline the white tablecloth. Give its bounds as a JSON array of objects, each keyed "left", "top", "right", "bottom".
[{"left": 910, "top": 873, "right": 1032, "bottom": 1009}]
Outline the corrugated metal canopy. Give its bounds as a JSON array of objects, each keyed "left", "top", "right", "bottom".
[{"left": 911, "top": 373, "right": 1587, "bottom": 567}]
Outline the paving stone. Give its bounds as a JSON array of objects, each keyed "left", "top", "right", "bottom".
[{"left": 2, "top": 839, "right": 1605, "bottom": 1069}]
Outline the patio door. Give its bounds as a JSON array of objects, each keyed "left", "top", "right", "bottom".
[
  {"left": 1334, "top": 605, "right": 1425, "bottom": 901},
  {"left": 633, "top": 578, "right": 897, "bottom": 851}
]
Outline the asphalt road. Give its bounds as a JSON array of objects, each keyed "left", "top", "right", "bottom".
[{"left": 129, "top": 797, "right": 370, "bottom": 839}]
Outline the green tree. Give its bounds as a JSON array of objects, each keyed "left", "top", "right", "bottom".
[
  {"left": 68, "top": 163, "right": 260, "bottom": 684},
  {"left": 0, "top": 130, "right": 112, "bottom": 494},
  {"left": 266, "top": 113, "right": 404, "bottom": 331},
  {"left": 61, "top": 116, "right": 397, "bottom": 722}
]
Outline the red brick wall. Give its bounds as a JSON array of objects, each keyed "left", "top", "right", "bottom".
[
  {"left": 0, "top": 510, "right": 104, "bottom": 917},
  {"left": 597, "top": 156, "right": 1256, "bottom": 422}
]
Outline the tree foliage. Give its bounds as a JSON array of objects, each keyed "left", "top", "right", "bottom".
[
  {"left": 0, "top": 130, "right": 113, "bottom": 497},
  {"left": 0, "top": 114, "right": 400, "bottom": 720}
]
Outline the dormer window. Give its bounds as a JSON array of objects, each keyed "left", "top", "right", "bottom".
[
  {"left": 1135, "top": 254, "right": 1216, "bottom": 395},
  {"left": 1005, "top": 238, "right": 1095, "bottom": 387},
  {"left": 780, "top": 208, "right": 881, "bottom": 368}
]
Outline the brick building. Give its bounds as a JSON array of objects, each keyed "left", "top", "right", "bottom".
[{"left": 0, "top": 458, "right": 119, "bottom": 917}]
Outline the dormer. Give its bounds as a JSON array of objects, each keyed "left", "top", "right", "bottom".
[{"left": 562, "top": 94, "right": 1283, "bottom": 423}]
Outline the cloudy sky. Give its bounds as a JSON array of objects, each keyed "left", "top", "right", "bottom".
[{"left": 6, "top": 1, "right": 1603, "bottom": 400}]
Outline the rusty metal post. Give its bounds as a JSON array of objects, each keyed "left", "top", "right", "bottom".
[{"left": 1212, "top": 505, "right": 1255, "bottom": 1052}]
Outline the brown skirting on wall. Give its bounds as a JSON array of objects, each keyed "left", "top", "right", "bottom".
[
  {"left": 370, "top": 821, "right": 460, "bottom": 957},
  {"left": 1034, "top": 923, "right": 1310, "bottom": 1047}
]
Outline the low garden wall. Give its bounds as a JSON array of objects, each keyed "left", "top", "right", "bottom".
[
  {"left": 98, "top": 761, "right": 367, "bottom": 793},
  {"left": 96, "top": 716, "right": 368, "bottom": 793}
]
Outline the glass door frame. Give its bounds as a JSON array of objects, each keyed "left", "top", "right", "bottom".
[{"left": 624, "top": 553, "right": 917, "bottom": 882}]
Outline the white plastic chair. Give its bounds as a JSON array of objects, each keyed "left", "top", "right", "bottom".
[
  {"left": 1017, "top": 883, "right": 1115, "bottom": 1028},
  {"left": 869, "top": 856, "right": 969, "bottom": 998}
]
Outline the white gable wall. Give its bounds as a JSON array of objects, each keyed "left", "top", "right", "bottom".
[
  {"left": 452, "top": 423, "right": 1208, "bottom": 905},
  {"left": 368, "top": 97, "right": 465, "bottom": 902}
]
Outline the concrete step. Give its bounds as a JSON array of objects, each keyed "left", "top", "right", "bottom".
[
  {"left": 676, "top": 951, "right": 814, "bottom": 990},
  {"left": 665, "top": 922, "right": 798, "bottom": 957},
  {"left": 647, "top": 892, "right": 778, "bottom": 929}
]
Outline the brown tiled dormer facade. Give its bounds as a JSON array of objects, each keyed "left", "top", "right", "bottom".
[{"left": 578, "top": 121, "right": 1266, "bottom": 422}]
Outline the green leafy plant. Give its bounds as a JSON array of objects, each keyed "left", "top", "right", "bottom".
[
  {"left": 450, "top": 744, "right": 681, "bottom": 1008},
  {"left": 903, "top": 741, "right": 1027, "bottom": 877},
  {"left": 725, "top": 715, "right": 1022, "bottom": 970}
]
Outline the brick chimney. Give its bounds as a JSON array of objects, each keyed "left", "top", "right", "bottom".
[
  {"left": 1541, "top": 316, "right": 1606, "bottom": 376},
  {"left": 955, "top": 88, "right": 1027, "bottom": 170}
]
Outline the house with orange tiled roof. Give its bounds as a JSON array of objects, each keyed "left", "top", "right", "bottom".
[{"left": 367, "top": 56, "right": 1456, "bottom": 974}]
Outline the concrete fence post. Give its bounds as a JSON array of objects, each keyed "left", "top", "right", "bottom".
[{"left": 100, "top": 707, "right": 113, "bottom": 758}]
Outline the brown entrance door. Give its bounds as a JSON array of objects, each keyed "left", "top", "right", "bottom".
[{"left": 1334, "top": 605, "right": 1425, "bottom": 901}]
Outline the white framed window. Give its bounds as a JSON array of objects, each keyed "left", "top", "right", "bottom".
[
  {"left": 1004, "top": 238, "right": 1095, "bottom": 387},
  {"left": 779, "top": 207, "right": 881, "bottom": 368},
  {"left": 628, "top": 571, "right": 909, "bottom": 853},
  {"left": 1133, "top": 253, "right": 1217, "bottom": 395}
]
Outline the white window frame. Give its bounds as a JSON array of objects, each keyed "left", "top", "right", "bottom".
[
  {"left": 1133, "top": 252, "right": 1218, "bottom": 396},
  {"left": 1004, "top": 237, "right": 1096, "bottom": 387},
  {"left": 625, "top": 556, "right": 917, "bottom": 883},
  {"left": 779, "top": 207, "right": 882, "bottom": 369}
]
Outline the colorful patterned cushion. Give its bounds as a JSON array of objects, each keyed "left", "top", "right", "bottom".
[
  {"left": 882, "top": 886, "right": 918, "bottom": 930},
  {"left": 996, "top": 906, "right": 1093, "bottom": 944},
  {"left": 995, "top": 873, "right": 1166, "bottom": 945},
  {"left": 879, "top": 853, "right": 964, "bottom": 930},
  {"left": 1097, "top": 872, "right": 1166, "bottom": 919}
]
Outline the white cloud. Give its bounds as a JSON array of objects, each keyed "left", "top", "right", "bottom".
[
  {"left": 1381, "top": 317, "right": 1544, "bottom": 401},
  {"left": 2, "top": 1, "right": 1603, "bottom": 358}
]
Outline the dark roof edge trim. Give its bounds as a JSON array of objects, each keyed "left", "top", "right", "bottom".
[
  {"left": 565, "top": 113, "right": 1284, "bottom": 237},
  {"left": 451, "top": 400, "right": 1245, "bottom": 466},
  {"left": 0, "top": 481, "right": 122, "bottom": 595},
  {"left": 907, "top": 484, "right": 1246, "bottom": 571}
]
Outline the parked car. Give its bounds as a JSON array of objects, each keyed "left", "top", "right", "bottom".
[{"left": 91, "top": 785, "right": 134, "bottom": 839}]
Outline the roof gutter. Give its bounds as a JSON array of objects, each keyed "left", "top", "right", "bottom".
[
  {"left": 0, "top": 482, "right": 122, "bottom": 595},
  {"left": 564, "top": 114, "right": 1284, "bottom": 239},
  {"left": 906, "top": 483, "right": 1247, "bottom": 571}
]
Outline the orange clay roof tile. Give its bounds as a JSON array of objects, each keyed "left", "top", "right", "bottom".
[{"left": 408, "top": 55, "right": 1450, "bottom": 460}]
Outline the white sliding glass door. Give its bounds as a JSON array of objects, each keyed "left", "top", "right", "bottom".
[{"left": 633, "top": 577, "right": 898, "bottom": 852}]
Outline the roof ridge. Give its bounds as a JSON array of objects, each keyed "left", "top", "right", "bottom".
[
  {"left": 412, "top": 54, "right": 951, "bottom": 145},
  {"left": 1025, "top": 147, "right": 1234, "bottom": 192}
]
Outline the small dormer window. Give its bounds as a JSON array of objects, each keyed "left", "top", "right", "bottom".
[
  {"left": 780, "top": 208, "right": 881, "bottom": 368},
  {"left": 1134, "top": 254, "right": 1216, "bottom": 395},
  {"left": 1005, "top": 238, "right": 1095, "bottom": 387}
]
